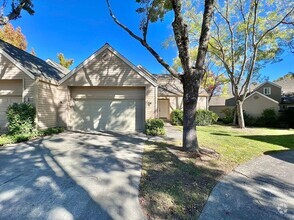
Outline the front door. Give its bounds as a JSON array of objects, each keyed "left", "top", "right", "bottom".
[{"left": 158, "top": 99, "right": 169, "bottom": 119}]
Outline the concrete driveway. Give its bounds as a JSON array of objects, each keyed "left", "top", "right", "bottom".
[
  {"left": 199, "top": 151, "right": 294, "bottom": 220},
  {"left": 0, "top": 131, "right": 146, "bottom": 220}
]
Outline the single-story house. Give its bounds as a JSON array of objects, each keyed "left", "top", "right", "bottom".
[
  {"left": 0, "top": 40, "right": 157, "bottom": 132},
  {"left": 209, "top": 80, "right": 294, "bottom": 118},
  {"left": 0, "top": 39, "right": 210, "bottom": 132},
  {"left": 151, "top": 73, "right": 209, "bottom": 120}
]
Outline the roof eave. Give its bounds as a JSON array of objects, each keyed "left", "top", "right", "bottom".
[{"left": 0, "top": 49, "right": 35, "bottom": 80}]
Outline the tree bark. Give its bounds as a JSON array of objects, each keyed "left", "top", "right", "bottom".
[
  {"left": 236, "top": 100, "right": 245, "bottom": 128},
  {"left": 182, "top": 76, "right": 199, "bottom": 152}
]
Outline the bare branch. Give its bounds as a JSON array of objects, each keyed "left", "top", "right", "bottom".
[{"left": 106, "top": 0, "right": 179, "bottom": 79}]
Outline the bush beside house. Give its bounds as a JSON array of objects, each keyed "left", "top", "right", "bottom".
[
  {"left": 0, "top": 103, "right": 64, "bottom": 146},
  {"left": 171, "top": 109, "right": 218, "bottom": 126},
  {"left": 6, "top": 103, "right": 36, "bottom": 135},
  {"left": 145, "top": 119, "right": 165, "bottom": 136},
  {"left": 220, "top": 107, "right": 294, "bottom": 129}
]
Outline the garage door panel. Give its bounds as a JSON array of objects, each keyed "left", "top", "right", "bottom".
[
  {"left": 71, "top": 86, "right": 145, "bottom": 100},
  {"left": 72, "top": 99, "right": 144, "bottom": 132}
]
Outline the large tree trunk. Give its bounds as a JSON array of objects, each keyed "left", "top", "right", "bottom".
[
  {"left": 236, "top": 100, "right": 245, "bottom": 128},
  {"left": 182, "top": 77, "right": 200, "bottom": 152}
]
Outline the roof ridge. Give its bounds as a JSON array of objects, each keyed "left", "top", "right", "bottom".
[{"left": 0, "top": 39, "right": 64, "bottom": 81}]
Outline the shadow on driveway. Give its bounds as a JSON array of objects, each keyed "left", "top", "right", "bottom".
[
  {"left": 199, "top": 151, "right": 294, "bottom": 220},
  {"left": 0, "top": 131, "right": 147, "bottom": 220}
]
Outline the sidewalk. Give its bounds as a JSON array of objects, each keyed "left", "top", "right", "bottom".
[{"left": 199, "top": 150, "right": 294, "bottom": 220}]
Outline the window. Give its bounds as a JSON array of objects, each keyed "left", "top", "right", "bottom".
[{"left": 263, "top": 87, "right": 271, "bottom": 95}]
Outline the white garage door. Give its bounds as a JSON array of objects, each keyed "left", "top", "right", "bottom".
[
  {"left": 0, "top": 80, "right": 22, "bottom": 129},
  {"left": 70, "top": 87, "right": 145, "bottom": 132}
]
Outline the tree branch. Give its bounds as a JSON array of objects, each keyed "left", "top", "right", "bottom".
[
  {"left": 106, "top": 0, "right": 179, "bottom": 79},
  {"left": 171, "top": 0, "right": 191, "bottom": 75},
  {"left": 256, "top": 6, "right": 294, "bottom": 46},
  {"left": 195, "top": 0, "right": 215, "bottom": 80},
  {"left": 0, "top": 0, "right": 34, "bottom": 25}
]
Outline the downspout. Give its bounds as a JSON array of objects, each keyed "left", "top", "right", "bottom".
[{"left": 34, "top": 77, "right": 40, "bottom": 130}]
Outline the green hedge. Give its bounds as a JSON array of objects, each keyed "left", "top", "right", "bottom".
[
  {"left": 220, "top": 108, "right": 234, "bottom": 124},
  {"left": 255, "top": 109, "right": 278, "bottom": 128},
  {"left": 278, "top": 108, "right": 294, "bottom": 128},
  {"left": 170, "top": 109, "right": 218, "bottom": 126},
  {"left": 171, "top": 109, "right": 183, "bottom": 126},
  {"left": 6, "top": 103, "right": 36, "bottom": 135},
  {"left": 196, "top": 110, "right": 219, "bottom": 126},
  {"left": 145, "top": 119, "right": 165, "bottom": 136}
]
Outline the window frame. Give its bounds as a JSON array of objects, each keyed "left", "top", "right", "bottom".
[{"left": 263, "top": 87, "right": 271, "bottom": 95}]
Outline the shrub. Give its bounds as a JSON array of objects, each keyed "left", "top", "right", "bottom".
[
  {"left": 6, "top": 103, "right": 36, "bottom": 135},
  {"left": 243, "top": 111, "right": 256, "bottom": 127},
  {"left": 40, "top": 127, "right": 65, "bottom": 136},
  {"left": 278, "top": 108, "right": 294, "bottom": 128},
  {"left": 171, "top": 109, "right": 183, "bottom": 126},
  {"left": 220, "top": 108, "right": 234, "bottom": 124},
  {"left": 255, "top": 108, "right": 278, "bottom": 128},
  {"left": 12, "top": 134, "right": 30, "bottom": 143},
  {"left": 196, "top": 110, "right": 219, "bottom": 126},
  {"left": 145, "top": 119, "right": 165, "bottom": 136}
]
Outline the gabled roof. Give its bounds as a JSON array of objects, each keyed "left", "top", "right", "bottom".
[
  {"left": 137, "top": 65, "right": 157, "bottom": 81},
  {"left": 245, "top": 91, "right": 279, "bottom": 104},
  {"left": 252, "top": 81, "right": 281, "bottom": 92},
  {"left": 46, "top": 59, "right": 70, "bottom": 75},
  {"left": 59, "top": 43, "right": 157, "bottom": 86},
  {"left": 0, "top": 39, "right": 64, "bottom": 81},
  {"left": 209, "top": 96, "right": 236, "bottom": 106}
]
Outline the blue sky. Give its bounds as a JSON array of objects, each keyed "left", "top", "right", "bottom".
[{"left": 10, "top": 0, "right": 293, "bottom": 81}]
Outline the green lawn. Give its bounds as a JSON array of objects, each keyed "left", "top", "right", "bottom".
[
  {"left": 196, "top": 125, "right": 294, "bottom": 169},
  {"left": 139, "top": 125, "right": 294, "bottom": 219}
]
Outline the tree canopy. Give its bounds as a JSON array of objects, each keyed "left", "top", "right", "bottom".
[
  {"left": 169, "top": 0, "right": 293, "bottom": 128},
  {"left": 0, "top": 23, "right": 27, "bottom": 50},
  {"left": 57, "top": 53, "right": 74, "bottom": 69}
]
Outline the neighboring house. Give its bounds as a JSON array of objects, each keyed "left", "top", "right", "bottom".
[
  {"left": 46, "top": 59, "right": 71, "bottom": 75},
  {"left": 209, "top": 96, "right": 235, "bottom": 118},
  {"left": 152, "top": 74, "right": 209, "bottom": 120},
  {"left": 209, "top": 80, "right": 294, "bottom": 118},
  {"left": 275, "top": 77, "right": 294, "bottom": 110},
  {"left": 0, "top": 40, "right": 157, "bottom": 132}
]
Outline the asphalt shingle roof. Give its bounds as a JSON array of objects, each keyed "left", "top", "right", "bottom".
[{"left": 0, "top": 39, "right": 64, "bottom": 81}]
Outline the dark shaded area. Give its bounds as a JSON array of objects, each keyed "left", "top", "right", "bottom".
[
  {"left": 0, "top": 131, "right": 147, "bottom": 219},
  {"left": 199, "top": 151, "right": 294, "bottom": 220},
  {"left": 210, "top": 132, "right": 231, "bottom": 136},
  {"left": 139, "top": 141, "right": 224, "bottom": 219},
  {"left": 264, "top": 150, "right": 294, "bottom": 164}
]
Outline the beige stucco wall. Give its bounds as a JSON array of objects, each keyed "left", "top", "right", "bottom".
[
  {"left": 243, "top": 93, "right": 279, "bottom": 117},
  {"left": 61, "top": 48, "right": 157, "bottom": 120},
  {"left": 0, "top": 54, "right": 35, "bottom": 103},
  {"left": 36, "top": 80, "right": 69, "bottom": 129}
]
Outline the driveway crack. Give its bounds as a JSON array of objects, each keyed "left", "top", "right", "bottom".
[{"left": 0, "top": 174, "right": 23, "bottom": 187}]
